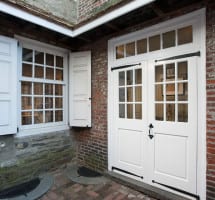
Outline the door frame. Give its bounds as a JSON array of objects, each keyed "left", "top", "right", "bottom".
[{"left": 108, "top": 8, "right": 206, "bottom": 199}]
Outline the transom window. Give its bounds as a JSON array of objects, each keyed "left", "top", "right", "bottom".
[
  {"left": 116, "top": 25, "right": 193, "bottom": 59},
  {"left": 21, "top": 47, "right": 65, "bottom": 126}
]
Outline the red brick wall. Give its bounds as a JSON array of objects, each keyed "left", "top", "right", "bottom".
[{"left": 206, "top": 4, "right": 215, "bottom": 200}]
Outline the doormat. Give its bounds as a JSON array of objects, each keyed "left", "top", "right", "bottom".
[
  {"left": 77, "top": 166, "right": 102, "bottom": 177},
  {"left": 0, "top": 174, "right": 53, "bottom": 200}
]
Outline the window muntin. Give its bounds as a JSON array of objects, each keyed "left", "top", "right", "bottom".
[{"left": 21, "top": 47, "right": 65, "bottom": 126}]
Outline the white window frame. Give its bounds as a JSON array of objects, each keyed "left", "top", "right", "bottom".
[{"left": 16, "top": 36, "right": 70, "bottom": 136}]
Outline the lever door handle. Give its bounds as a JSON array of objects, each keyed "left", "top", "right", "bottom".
[{"left": 148, "top": 123, "right": 154, "bottom": 139}]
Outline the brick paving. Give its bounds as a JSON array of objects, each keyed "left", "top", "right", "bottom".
[{"left": 40, "top": 169, "right": 157, "bottom": 200}]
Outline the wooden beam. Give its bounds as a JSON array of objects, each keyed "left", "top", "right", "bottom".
[
  {"left": 150, "top": 3, "right": 165, "bottom": 17},
  {"left": 105, "top": 22, "right": 120, "bottom": 31}
]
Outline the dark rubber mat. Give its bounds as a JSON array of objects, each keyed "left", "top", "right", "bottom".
[{"left": 77, "top": 166, "right": 102, "bottom": 177}]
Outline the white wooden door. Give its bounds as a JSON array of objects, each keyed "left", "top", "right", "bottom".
[
  {"left": 112, "top": 63, "right": 147, "bottom": 179},
  {"left": 148, "top": 57, "right": 197, "bottom": 194}
]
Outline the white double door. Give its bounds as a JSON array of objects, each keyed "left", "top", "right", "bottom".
[{"left": 112, "top": 57, "right": 197, "bottom": 195}]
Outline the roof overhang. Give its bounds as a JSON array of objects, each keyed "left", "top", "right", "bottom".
[{"left": 0, "top": 0, "right": 154, "bottom": 38}]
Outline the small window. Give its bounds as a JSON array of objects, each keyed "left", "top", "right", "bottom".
[
  {"left": 126, "top": 42, "right": 135, "bottom": 57},
  {"left": 163, "top": 30, "right": 176, "bottom": 49},
  {"left": 137, "top": 38, "right": 147, "bottom": 54},
  {"left": 116, "top": 45, "right": 124, "bottom": 59},
  {"left": 149, "top": 35, "right": 160, "bottom": 52},
  {"left": 178, "top": 26, "right": 193, "bottom": 45}
]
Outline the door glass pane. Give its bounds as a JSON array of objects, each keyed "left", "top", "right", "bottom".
[
  {"left": 46, "top": 53, "right": 54, "bottom": 66},
  {"left": 45, "top": 97, "right": 53, "bottom": 108},
  {"left": 22, "top": 48, "right": 33, "bottom": 62},
  {"left": 55, "top": 84, "right": 63, "bottom": 96},
  {"left": 34, "top": 111, "right": 43, "bottom": 124},
  {"left": 45, "top": 111, "right": 53, "bottom": 122},
  {"left": 22, "top": 64, "right": 32, "bottom": 77},
  {"left": 178, "top": 104, "right": 188, "bottom": 122},
  {"left": 178, "top": 83, "right": 188, "bottom": 101},
  {"left": 116, "top": 45, "right": 124, "bottom": 59},
  {"left": 127, "top": 104, "right": 133, "bottom": 119},
  {"left": 178, "top": 26, "right": 193, "bottom": 45},
  {"left": 22, "top": 112, "right": 32, "bottom": 125},
  {"left": 166, "top": 84, "right": 175, "bottom": 101},
  {"left": 137, "top": 38, "right": 147, "bottom": 54},
  {"left": 45, "top": 84, "right": 53, "bottom": 95},
  {"left": 55, "top": 98, "right": 63, "bottom": 108},
  {"left": 155, "top": 104, "right": 163, "bottom": 121},
  {"left": 178, "top": 61, "right": 188, "bottom": 80},
  {"left": 126, "top": 42, "right": 135, "bottom": 57},
  {"left": 149, "top": 35, "right": 160, "bottom": 52},
  {"left": 127, "top": 70, "right": 133, "bottom": 85},
  {"left": 22, "top": 82, "right": 32, "bottom": 94},
  {"left": 34, "top": 83, "right": 43, "bottom": 95},
  {"left": 119, "top": 88, "right": 125, "bottom": 102},
  {"left": 35, "top": 65, "right": 44, "bottom": 78},
  {"left": 135, "top": 69, "right": 142, "bottom": 84},
  {"left": 55, "top": 110, "right": 63, "bottom": 122},
  {"left": 155, "top": 65, "right": 163, "bottom": 82},
  {"left": 166, "top": 63, "right": 175, "bottom": 81},
  {"left": 166, "top": 104, "right": 175, "bottom": 121},
  {"left": 46, "top": 67, "right": 54, "bottom": 80},
  {"left": 163, "top": 30, "right": 175, "bottom": 49},
  {"left": 56, "top": 69, "right": 63, "bottom": 81},
  {"left": 127, "top": 87, "right": 133, "bottom": 102},
  {"left": 56, "top": 56, "right": 63, "bottom": 68},
  {"left": 119, "top": 104, "right": 125, "bottom": 118},
  {"left": 119, "top": 71, "right": 125, "bottom": 86},
  {"left": 35, "top": 51, "right": 44, "bottom": 64},
  {"left": 135, "top": 86, "right": 142, "bottom": 102},
  {"left": 22, "top": 97, "right": 32, "bottom": 110},
  {"left": 135, "top": 104, "right": 142, "bottom": 119},
  {"left": 155, "top": 84, "right": 163, "bottom": 101},
  {"left": 34, "top": 97, "right": 43, "bottom": 109}
]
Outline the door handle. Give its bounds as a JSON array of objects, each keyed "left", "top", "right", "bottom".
[{"left": 148, "top": 123, "right": 154, "bottom": 139}]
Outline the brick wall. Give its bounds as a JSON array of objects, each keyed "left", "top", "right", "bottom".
[{"left": 206, "top": 4, "right": 215, "bottom": 200}]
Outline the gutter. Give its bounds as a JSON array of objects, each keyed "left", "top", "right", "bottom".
[{"left": 0, "top": 0, "right": 154, "bottom": 37}]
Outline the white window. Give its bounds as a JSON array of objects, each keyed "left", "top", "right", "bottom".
[{"left": 19, "top": 39, "right": 68, "bottom": 133}]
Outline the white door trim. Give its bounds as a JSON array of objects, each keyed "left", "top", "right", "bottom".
[{"left": 108, "top": 8, "right": 206, "bottom": 200}]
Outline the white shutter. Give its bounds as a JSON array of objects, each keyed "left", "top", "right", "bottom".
[
  {"left": 69, "top": 51, "right": 91, "bottom": 127},
  {"left": 0, "top": 36, "right": 17, "bottom": 135}
]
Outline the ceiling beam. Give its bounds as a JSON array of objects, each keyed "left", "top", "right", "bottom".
[
  {"left": 105, "top": 22, "right": 120, "bottom": 31},
  {"left": 150, "top": 3, "right": 165, "bottom": 17}
]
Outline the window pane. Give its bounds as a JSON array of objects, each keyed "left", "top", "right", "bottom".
[
  {"left": 166, "top": 63, "right": 175, "bottom": 81},
  {"left": 135, "top": 104, "right": 142, "bottom": 119},
  {"left": 35, "top": 51, "right": 44, "bottom": 64},
  {"left": 55, "top": 98, "right": 63, "bottom": 108},
  {"left": 155, "top": 65, "right": 163, "bottom": 82},
  {"left": 155, "top": 84, "right": 163, "bottom": 101},
  {"left": 45, "top": 84, "right": 53, "bottom": 95},
  {"left": 22, "top": 112, "right": 32, "bottom": 125},
  {"left": 46, "top": 53, "right": 54, "bottom": 66},
  {"left": 178, "top": 26, "right": 193, "bottom": 45},
  {"left": 166, "top": 84, "right": 175, "bottom": 101},
  {"left": 55, "top": 110, "right": 63, "bottom": 122},
  {"left": 56, "top": 69, "right": 63, "bottom": 81},
  {"left": 119, "top": 71, "right": 125, "bottom": 86},
  {"left": 127, "top": 104, "right": 133, "bottom": 119},
  {"left": 178, "top": 104, "right": 188, "bottom": 122},
  {"left": 35, "top": 65, "right": 44, "bottom": 78},
  {"left": 45, "top": 111, "right": 53, "bottom": 122},
  {"left": 178, "top": 83, "right": 188, "bottom": 101},
  {"left": 34, "top": 111, "right": 43, "bottom": 124},
  {"left": 22, "top": 48, "right": 33, "bottom": 62},
  {"left": 135, "top": 86, "right": 142, "bottom": 102},
  {"left": 116, "top": 45, "right": 124, "bottom": 59},
  {"left": 22, "top": 82, "right": 32, "bottom": 95},
  {"left": 127, "top": 70, "right": 133, "bottom": 85},
  {"left": 135, "top": 69, "right": 142, "bottom": 84},
  {"left": 22, "top": 63, "right": 32, "bottom": 77},
  {"left": 119, "top": 88, "right": 125, "bottom": 102},
  {"left": 149, "top": 35, "right": 160, "bottom": 52},
  {"left": 126, "top": 42, "right": 135, "bottom": 57},
  {"left": 127, "top": 87, "right": 133, "bottom": 102},
  {"left": 178, "top": 61, "right": 188, "bottom": 80},
  {"left": 137, "top": 38, "right": 147, "bottom": 54},
  {"left": 163, "top": 30, "right": 175, "bottom": 49},
  {"left": 34, "top": 97, "right": 43, "bottom": 109},
  {"left": 119, "top": 104, "right": 125, "bottom": 118},
  {"left": 45, "top": 97, "right": 53, "bottom": 108},
  {"left": 55, "top": 85, "right": 63, "bottom": 96},
  {"left": 22, "top": 97, "right": 32, "bottom": 110},
  {"left": 166, "top": 104, "right": 175, "bottom": 121},
  {"left": 46, "top": 67, "right": 54, "bottom": 80},
  {"left": 34, "top": 83, "right": 43, "bottom": 95},
  {"left": 155, "top": 104, "right": 163, "bottom": 121},
  {"left": 56, "top": 56, "right": 63, "bottom": 68}
]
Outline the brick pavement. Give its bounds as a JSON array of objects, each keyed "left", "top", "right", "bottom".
[{"left": 40, "top": 169, "right": 157, "bottom": 200}]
